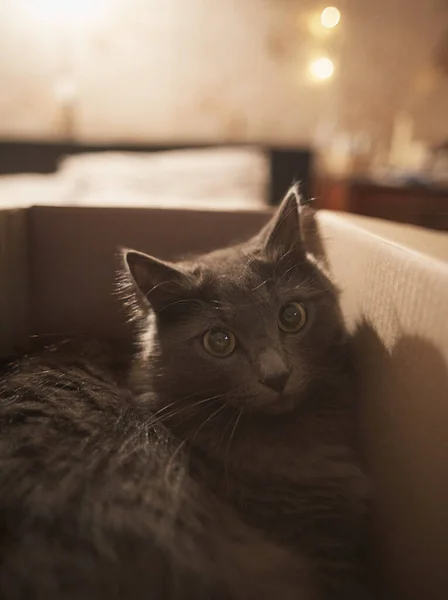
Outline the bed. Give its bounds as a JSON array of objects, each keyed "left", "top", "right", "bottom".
[{"left": 0, "top": 140, "right": 312, "bottom": 210}]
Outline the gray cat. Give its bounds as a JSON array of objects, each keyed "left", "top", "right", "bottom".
[{"left": 0, "top": 188, "right": 371, "bottom": 599}]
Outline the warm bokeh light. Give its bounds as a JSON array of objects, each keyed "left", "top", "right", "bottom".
[
  {"left": 54, "top": 77, "right": 77, "bottom": 104},
  {"left": 309, "top": 57, "right": 335, "bottom": 81},
  {"left": 28, "top": 0, "right": 106, "bottom": 25},
  {"left": 320, "top": 7, "right": 341, "bottom": 29}
]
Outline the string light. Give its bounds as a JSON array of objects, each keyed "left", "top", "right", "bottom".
[
  {"left": 320, "top": 7, "right": 341, "bottom": 29},
  {"left": 309, "top": 57, "right": 335, "bottom": 81}
]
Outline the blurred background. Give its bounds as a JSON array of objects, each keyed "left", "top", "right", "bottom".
[{"left": 1, "top": 0, "right": 448, "bottom": 229}]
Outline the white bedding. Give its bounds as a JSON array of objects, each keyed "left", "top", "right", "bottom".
[{"left": 0, "top": 146, "right": 270, "bottom": 210}]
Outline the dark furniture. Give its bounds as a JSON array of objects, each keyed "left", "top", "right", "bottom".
[{"left": 314, "top": 177, "right": 448, "bottom": 232}]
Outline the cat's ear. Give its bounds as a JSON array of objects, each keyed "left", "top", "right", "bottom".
[
  {"left": 124, "top": 249, "right": 189, "bottom": 311},
  {"left": 262, "top": 184, "right": 305, "bottom": 259}
]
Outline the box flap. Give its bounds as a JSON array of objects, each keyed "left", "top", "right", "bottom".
[
  {"left": 27, "top": 206, "right": 270, "bottom": 341},
  {"left": 0, "top": 208, "right": 30, "bottom": 356},
  {"left": 317, "top": 210, "right": 448, "bottom": 600}
]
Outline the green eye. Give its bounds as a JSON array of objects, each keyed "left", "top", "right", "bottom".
[
  {"left": 278, "top": 302, "right": 307, "bottom": 332},
  {"left": 203, "top": 328, "right": 236, "bottom": 357}
]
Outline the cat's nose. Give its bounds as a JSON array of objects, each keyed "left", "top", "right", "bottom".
[
  {"left": 258, "top": 350, "right": 290, "bottom": 393},
  {"left": 261, "top": 369, "right": 290, "bottom": 393}
]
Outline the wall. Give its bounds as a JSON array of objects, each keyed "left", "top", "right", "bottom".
[{"left": 0, "top": 0, "right": 447, "bottom": 147}]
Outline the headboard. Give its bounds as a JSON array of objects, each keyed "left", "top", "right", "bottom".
[{"left": 0, "top": 140, "right": 313, "bottom": 205}]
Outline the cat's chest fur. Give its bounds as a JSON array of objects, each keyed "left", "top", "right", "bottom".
[{"left": 189, "top": 406, "right": 369, "bottom": 552}]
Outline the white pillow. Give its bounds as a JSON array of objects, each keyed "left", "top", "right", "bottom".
[{"left": 57, "top": 146, "right": 270, "bottom": 209}]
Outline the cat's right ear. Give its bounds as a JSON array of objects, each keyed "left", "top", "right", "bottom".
[{"left": 123, "top": 249, "right": 189, "bottom": 312}]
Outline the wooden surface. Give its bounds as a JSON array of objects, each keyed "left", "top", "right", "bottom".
[{"left": 314, "top": 177, "right": 448, "bottom": 232}]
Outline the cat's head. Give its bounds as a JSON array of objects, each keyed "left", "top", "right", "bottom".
[{"left": 122, "top": 187, "right": 346, "bottom": 418}]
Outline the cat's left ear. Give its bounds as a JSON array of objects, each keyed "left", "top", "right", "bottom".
[
  {"left": 262, "top": 184, "right": 307, "bottom": 259},
  {"left": 123, "top": 249, "right": 190, "bottom": 312}
]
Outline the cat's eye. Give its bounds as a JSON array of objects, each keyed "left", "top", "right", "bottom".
[
  {"left": 203, "top": 328, "right": 236, "bottom": 357},
  {"left": 278, "top": 302, "right": 307, "bottom": 332}
]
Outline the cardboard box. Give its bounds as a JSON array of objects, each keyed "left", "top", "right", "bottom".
[{"left": 0, "top": 205, "right": 447, "bottom": 599}]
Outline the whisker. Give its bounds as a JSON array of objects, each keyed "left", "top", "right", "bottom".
[
  {"left": 250, "top": 278, "right": 271, "bottom": 292},
  {"left": 145, "top": 279, "right": 179, "bottom": 300},
  {"left": 238, "top": 255, "right": 257, "bottom": 280},
  {"left": 156, "top": 298, "right": 205, "bottom": 314},
  {"left": 189, "top": 403, "right": 228, "bottom": 443},
  {"left": 164, "top": 395, "right": 224, "bottom": 431},
  {"left": 145, "top": 390, "right": 225, "bottom": 422},
  {"left": 164, "top": 438, "right": 187, "bottom": 486},
  {"left": 217, "top": 404, "right": 236, "bottom": 454},
  {"left": 281, "top": 262, "right": 300, "bottom": 280},
  {"left": 225, "top": 408, "right": 244, "bottom": 488},
  {"left": 147, "top": 393, "right": 226, "bottom": 429},
  {"left": 274, "top": 247, "right": 297, "bottom": 274}
]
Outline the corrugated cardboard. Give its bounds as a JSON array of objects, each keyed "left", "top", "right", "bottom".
[
  {"left": 27, "top": 206, "right": 269, "bottom": 341},
  {"left": 0, "top": 208, "right": 29, "bottom": 355},
  {"left": 317, "top": 212, "right": 448, "bottom": 600},
  {"left": 0, "top": 205, "right": 447, "bottom": 599}
]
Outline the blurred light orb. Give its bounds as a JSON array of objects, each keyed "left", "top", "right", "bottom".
[
  {"left": 320, "top": 7, "right": 341, "bottom": 28},
  {"left": 29, "top": 0, "right": 105, "bottom": 25},
  {"left": 309, "top": 57, "right": 334, "bottom": 81}
]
